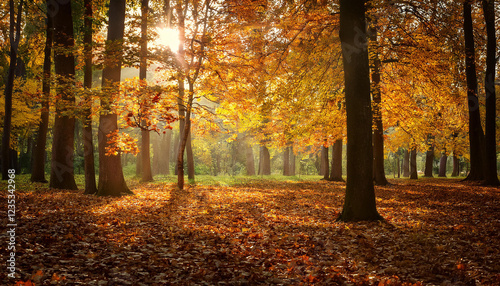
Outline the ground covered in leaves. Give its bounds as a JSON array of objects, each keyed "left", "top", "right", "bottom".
[{"left": 1, "top": 178, "right": 500, "bottom": 285}]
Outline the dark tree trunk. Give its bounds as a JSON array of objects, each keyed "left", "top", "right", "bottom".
[
  {"left": 289, "top": 145, "right": 296, "bottom": 176},
  {"left": 330, "top": 139, "right": 343, "bottom": 181},
  {"left": 82, "top": 0, "right": 97, "bottom": 194},
  {"left": 321, "top": 145, "right": 329, "bottom": 179},
  {"left": 2, "top": 0, "right": 23, "bottom": 180},
  {"left": 410, "top": 148, "right": 418, "bottom": 180},
  {"left": 452, "top": 155, "right": 460, "bottom": 177},
  {"left": 423, "top": 144, "right": 434, "bottom": 178},
  {"left": 246, "top": 142, "right": 256, "bottom": 176},
  {"left": 463, "top": 0, "right": 485, "bottom": 181},
  {"left": 259, "top": 145, "right": 271, "bottom": 175},
  {"left": 140, "top": 0, "right": 153, "bottom": 182},
  {"left": 49, "top": 0, "right": 78, "bottom": 190},
  {"left": 283, "top": 146, "right": 290, "bottom": 176},
  {"left": 97, "top": 0, "right": 130, "bottom": 196},
  {"left": 402, "top": 149, "right": 410, "bottom": 177},
  {"left": 438, "top": 152, "right": 447, "bottom": 177},
  {"left": 31, "top": 6, "right": 52, "bottom": 183},
  {"left": 337, "top": 0, "right": 381, "bottom": 222},
  {"left": 396, "top": 152, "right": 400, "bottom": 178},
  {"left": 369, "top": 20, "right": 388, "bottom": 186},
  {"left": 187, "top": 132, "right": 195, "bottom": 180},
  {"left": 481, "top": 0, "right": 499, "bottom": 186}
]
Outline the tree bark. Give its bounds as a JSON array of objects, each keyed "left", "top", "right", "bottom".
[
  {"left": 410, "top": 148, "right": 418, "bottom": 180},
  {"left": 49, "top": 0, "right": 78, "bottom": 190},
  {"left": 289, "top": 145, "right": 296, "bottom": 176},
  {"left": 187, "top": 132, "right": 195, "bottom": 180},
  {"left": 283, "top": 146, "right": 290, "bottom": 176},
  {"left": 329, "top": 139, "right": 343, "bottom": 181},
  {"left": 481, "top": 0, "right": 499, "bottom": 186},
  {"left": 82, "top": 0, "right": 97, "bottom": 194},
  {"left": 463, "top": 0, "right": 485, "bottom": 181},
  {"left": 31, "top": 5, "right": 52, "bottom": 183},
  {"left": 2, "top": 0, "right": 23, "bottom": 180},
  {"left": 337, "top": 0, "right": 382, "bottom": 222},
  {"left": 97, "top": 0, "right": 130, "bottom": 196},
  {"left": 320, "top": 145, "right": 329, "bottom": 179},
  {"left": 245, "top": 141, "right": 256, "bottom": 176},
  {"left": 259, "top": 145, "right": 271, "bottom": 175},
  {"left": 451, "top": 155, "right": 460, "bottom": 177},
  {"left": 423, "top": 143, "right": 434, "bottom": 178},
  {"left": 402, "top": 149, "right": 410, "bottom": 177},
  {"left": 438, "top": 151, "right": 447, "bottom": 177}
]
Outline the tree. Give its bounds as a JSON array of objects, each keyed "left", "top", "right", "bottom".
[
  {"left": 49, "top": 0, "right": 78, "bottom": 190},
  {"left": 463, "top": 0, "right": 485, "bottom": 182},
  {"left": 31, "top": 2, "right": 52, "bottom": 183},
  {"left": 337, "top": 0, "right": 382, "bottom": 222},
  {"left": 438, "top": 150, "right": 447, "bottom": 177},
  {"left": 329, "top": 139, "right": 343, "bottom": 181},
  {"left": 97, "top": 0, "right": 130, "bottom": 196},
  {"left": 2, "top": 0, "right": 23, "bottom": 180},
  {"left": 481, "top": 0, "right": 499, "bottom": 186},
  {"left": 82, "top": 0, "right": 97, "bottom": 194}
]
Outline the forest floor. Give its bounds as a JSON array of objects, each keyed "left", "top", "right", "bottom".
[{"left": 1, "top": 176, "right": 500, "bottom": 285}]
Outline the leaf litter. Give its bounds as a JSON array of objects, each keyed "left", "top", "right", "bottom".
[{"left": 1, "top": 179, "right": 499, "bottom": 285}]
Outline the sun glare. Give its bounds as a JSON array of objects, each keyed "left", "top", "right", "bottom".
[{"left": 156, "top": 28, "right": 180, "bottom": 54}]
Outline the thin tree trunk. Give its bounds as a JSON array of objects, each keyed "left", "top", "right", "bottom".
[
  {"left": 49, "top": 0, "right": 78, "bottom": 190},
  {"left": 246, "top": 142, "right": 256, "bottom": 176},
  {"left": 31, "top": 5, "right": 52, "bottom": 183},
  {"left": 463, "top": 0, "right": 485, "bottom": 181},
  {"left": 321, "top": 145, "right": 329, "bottom": 180},
  {"left": 330, "top": 139, "right": 343, "bottom": 181},
  {"left": 403, "top": 149, "right": 410, "bottom": 177},
  {"left": 97, "top": 0, "right": 130, "bottom": 196},
  {"left": 337, "top": 0, "right": 381, "bottom": 221},
  {"left": 438, "top": 151, "right": 447, "bottom": 177},
  {"left": 187, "top": 132, "right": 195, "bottom": 180},
  {"left": 481, "top": 0, "right": 499, "bottom": 186},
  {"left": 283, "top": 146, "right": 290, "bottom": 176},
  {"left": 2, "top": 0, "right": 23, "bottom": 180},
  {"left": 82, "top": 0, "right": 97, "bottom": 194},
  {"left": 410, "top": 148, "right": 418, "bottom": 180}
]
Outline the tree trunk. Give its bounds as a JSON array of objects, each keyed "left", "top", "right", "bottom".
[
  {"left": 481, "top": 0, "right": 499, "bottom": 186},
  {"left": 402, "top": 149, "right": 410, "bottom": 177},
  {"left": 289, "top": 145, "right": 296, "bottom": 176},
  {"left": 369, "top": 20, "right": 388, "bottom": 186},
  {"left": 2, "top": 0, "right": 23, "bottom": 180},
  {"left": 245, "top": 142, "right": 256, "bottom": 176},
  {"left": 410, "top": 148, "right": 418, "bottom": 180},
  {"left": 452, "top": 155, "right": 460, "bottom": 177},
  {"left": 49, "top": 0, "right": 78, "bottom": 190},
  {"left": 259, "top": 145, "right": 271, "bottom": 175},
  {"left": 152, "top": 133, "right": 159, "bottom": 175},
  {"left": 438, "top": 151, "right": 447, "bottom": 177},
  {"left": 82, "top": 0, "right": 97, "bottom": 194},
  {"left": 337, "top": 0, "right": 381, "bottom": 222},
  {"left": 463, "top": 0, "right": 485, "bottom": 181},
  {"left": 283, "top": 146, "right": 290, "bottom": 176},
  {"left": 423, "top": 144, "right": 434, "bottom": 177},
  {"left": 31, "top": 5, "right": 52, "bottom": 183},
  {"left": 141, "top": 128, "right": 153, "bottom": 181},
  {"left": 97, "top": 0, "right": 130, "bottom": 196},
  {"left": 320, "top": 145, "right": 329, "bottom": 179},
  {"left": 396, "top": 152, "right": 400, "bottom": 178},
  {"left": 330, "top": 139, "right": 343, "bottom": 181},
  {"left": 187, "top": 132, "right": 195, "bottom": 180}
]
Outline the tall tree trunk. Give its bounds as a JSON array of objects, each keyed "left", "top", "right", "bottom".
[
  {"left": 289, "top": 145, "right": 296, "bottom": 176},
  {"left": 321, "top": 145, "right": 329, "bottom": 180},
  {"left": 402, "top": 149, "right": 410, "bottom": 177},
  {"left": 369, "top": 19, "right": 388, "bottom": 186},
  {"left": 438, "top": 151, "right": 447, "bottom": 177},
  {"left": 49, "top": 0, "right": 78, "bottom": 190},
  {"left": 396, "top": 152, "right": 400, "bottom": 178},
  {"left": 338, "top": 0, "right": 381, "bottom": 222},
  {"left": 452, "top": 155, "right": 460, "bottom": 177},
  {"left": 2, "top": 0, "right": 23, "bottom": 180},
  {"left": 246, "top": 141, "right": 256, "bottom": 176},
  {"left": 330, "top": 139, "right": 343, "bottom": 181},
  {"left": 187, "top": 132, "right": 195, "bottom": 180},
  {"left": 283, "top": 146, "right": 290, "bottom": 176},
  {"left": 82, "top": 0, "right": 97, "bottom": 194},
  {"left": 463, "top": 0, "right": 485, "bottom": 181},
  {"left": 423, "top": 141, "right": 434, "bottom": 178},
  {"left": 259, "top": 145, "right": 271, "bottom": 175},
  {"left": 97, "top": 0, "right": 130, "bottom": 196},
  {"left": 410, "top": 148, "right": 418, "bottom": 180},
  {"left": 31, "top": 5, "right": 52, "bottom": 183},
  {"left": 481, "top": 0, "right": 499, "bottom": 186},
  {"left": 140, "top": 0, "right": 153, "bottom": 182}
]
